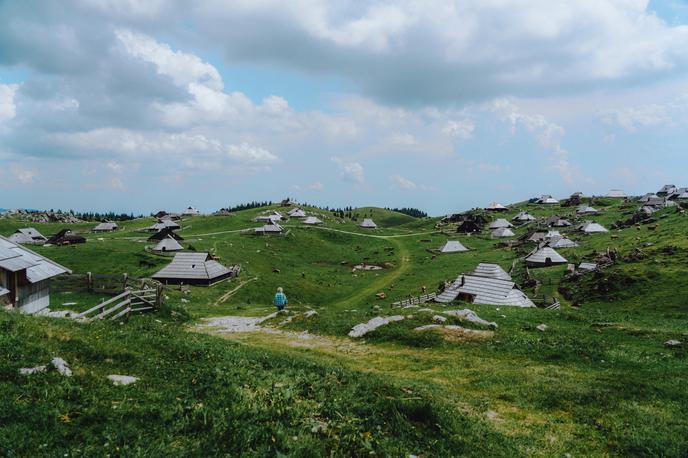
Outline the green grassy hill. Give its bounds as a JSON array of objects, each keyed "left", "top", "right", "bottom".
[{"left": 1, "top": 200, "right": 687, "bottom": 456}]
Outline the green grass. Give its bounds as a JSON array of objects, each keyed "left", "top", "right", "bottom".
[{"left": 2, "top": 200, "right": 688, "bottom": 456}]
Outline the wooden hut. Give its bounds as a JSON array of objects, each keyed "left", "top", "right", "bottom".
[
  {"left": 0, "top": 235, "right": 71, "bottom": 313},
  {"left": 7, "top": 228, "right": 48, "bottom": 245},
  {"left": 46, "top": 229, "right": 86, "bottom": 246},
  {"left": 152, "top": 252, "right": 236, "bottom": 285}
]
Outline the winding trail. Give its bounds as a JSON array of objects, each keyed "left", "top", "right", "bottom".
[{"left": 214, "top": 277, "right": 259, "bottom": 305}]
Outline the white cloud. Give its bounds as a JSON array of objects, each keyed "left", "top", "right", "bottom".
[
  {"left": 332, "top": 156, "right": 365, "bottom": 184},
  {"left": 442, "top": 119, "right": 475, "bottom": 139},
  {"left": 106, "top": 161, "right": 124, "bottom": 173},
  {"left": 49, "top": 129, "right": 278, "bottom": 171},
  {"left": 116, "top": 28, "right": 223, "bottom": 91},
  {"left": 599, "top": 94, "right": 688, "bottom": 132},
  {"left": 192, "top": 1, "right": 688, "bottom": 104},
  {"left": 226, "top": 142, "right": 278, "bottom": 164},
  {"left": 391, "top": 174, "right": 417, "bottom": 190},
  {"left": 108, "top": 176, "right": 126, "bottom": 190},
  {"left": 308, "top": 182, "right": 324, "bottom": 191},
  {"left": 10, "top": 165, "right": 35, "bottom": 183},
  {"left": 0, "top": 83, "right": 19, "bottom": 123},
  {"left": 491, "top": 98, "right": 577, "bottom": 184}
]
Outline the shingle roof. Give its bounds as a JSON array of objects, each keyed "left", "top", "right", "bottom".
[
  {"left": 439, "top": 240, "right": 469, "bottom": 253},
  {"left": 288, "top": 208, "right": 307, "bottom": 218},
  {"left": 492, "top": 227, "right": 515, "bottom": 237},
  {"left": 547, "top": 235, "right": 579, "bottom": 248},
  {"left": 152, "top": 252, "right": 231, "bottom": 281},
  {"left": 486, "top": 202, "right": 508, "bottom": 211},
  {"left": 607, "top": 189, "right": 627, "bottom": 198},
  {"left": 435, "top": 273, "right": 534, "bottom": 307},
  {"left": 255, "top": 224, "right": 284, "bottom": 234},
  {"left": 471, "top": 263, "right": 512, "bottom": 280},
  {"left": 525, "top": 246, "right": 568, "bottom": 265},
  {"left": 148, "top": 219, "right": 180, "bottom": 231},
  {"left": 303, "top": 216, "right": 323, "bottom": 225},
  {"left": 527, "top": 232, "right": 547, "bottom": 243},
  {"left": 0, "top": 235, "right": 71, "bottom": 282},
  {"left": 8, "top": 228, "right": 47, "bottom": 244},
  {"left": 488, "top": 218, "right": 513, "bottom": 229},
  {"left": 537, "top": 195, "right": 559, "bottom": 204},
  {"left": 360, "top": 218, "right": 377, "bottom": 228},
  {"left": 148, "top": 227, "right": 184, "bottom": 241},
  {"left": 152, "top": 236, "right": 183, "bottom": 252},
  {"left": 94, "top": 221, "right": 118, "bottom": 232},
  {"left": 577, "top": 205, "right": 598, "bottom": 215},
  {"left": 513, "top": 211, "right": 536, "bottom": 221},
  {"left": 577, "top": 221, "right": 609, "bottom": 233}
]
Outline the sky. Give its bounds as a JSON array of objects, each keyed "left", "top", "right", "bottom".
[{"left": 1, "top": 0, "right": 688, "bottom": 216}]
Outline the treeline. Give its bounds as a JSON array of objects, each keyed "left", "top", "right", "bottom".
[
  {"left": 222, "top": 201, "right": 274, "bottom": 212},
  {"left": 45, "top": 210, "right": 141, "bottom": 221},
  {"left": 385, "top": 207, "right": 428, "bottom": 218}
]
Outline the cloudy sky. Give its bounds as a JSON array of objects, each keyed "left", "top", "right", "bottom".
[{"left": 1, "top": 0, "right": 687, "bottom": 215}]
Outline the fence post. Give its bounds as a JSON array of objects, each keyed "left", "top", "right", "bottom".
[
  {"left": 87, "top": 272, "right": 93, "bottom": 292},
  {"left": 155, "top": 283, "right": 163, "bottom": 309},
  {"left": 123, "top": 273, "right": 128, "bottom": 290}
]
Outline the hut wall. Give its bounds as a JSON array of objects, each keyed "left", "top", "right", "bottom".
[{"left": 17, "top": 279, "right": 51, "bottom": 314}]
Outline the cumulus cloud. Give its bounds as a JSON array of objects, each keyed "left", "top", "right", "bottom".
[
  {"left": 192, "top": 0, "right": 688, "bottom": 104},
  {"left": 491, "top": 98, "right": 577, "bottom": 184},
  {"left": 10, "top": 165, "right": 35, "bottom": 183},
  {"left": 116, "top": 28, "right": 223, "bottom": 91},
  {"left": 391, "top": 174, "right": 417, "bottom": 190},
  {"left": 599, "top": 94, "right": 688, "bottom": 132},
  {"left": 49, "top": 128, "right": 278, "bottom": 172},
  {"left": 332, "top": 157, "right": 365, "bottom": 184},
  {"left": 0, "top": 83, "right": 18, "bottom": 123},
  {"left": 442, "top": 119, "right": 474, "bottom": 139}
]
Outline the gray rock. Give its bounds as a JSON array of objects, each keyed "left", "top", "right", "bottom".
[
  {"left": 107, "top": 375, "right": 139, "bottom": 386},
  {"left": 665, "top": 340, "right": 682, "bottom": 347},
  {"left": 51, "top": 357, "right": 72, "bottom": 377},
  {"left": 536, "top": 324, "right": 548, "bottom": 332},
  {"left": 19, "top": 365, "right": 47, "bottom": 375},
  {"left": 303, "top": 310, "right": 318, "bottom": 318},
  {"left": 432, "top": 315, "right": 447, "bottom": 323},
  {"left": 348, "top": 315, "right": 405, "bottom": 338},
  {"left": 445, "top": 309, "right": 498, "bottom": 329}
]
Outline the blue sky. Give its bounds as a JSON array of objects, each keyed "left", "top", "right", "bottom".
[{"left": 1, "top": 1, "right": 688, "bottom": 216}]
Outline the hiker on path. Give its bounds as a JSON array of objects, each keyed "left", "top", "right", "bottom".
[{"left": 274, "top": 287, "right": 288, "bottom": 311}]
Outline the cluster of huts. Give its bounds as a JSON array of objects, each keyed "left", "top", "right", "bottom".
[
  {"left": 3, "top": 185, "right": 685, "bottom": 314},
  {"left": 251, "top": 205, "right": 326, "bottom": 235}
]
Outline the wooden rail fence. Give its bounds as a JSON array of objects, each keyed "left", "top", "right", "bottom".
[
  {"left": 75, "top": 285, "right": 162, "bottom": 322},
  {"left": 53, "top": 273, "right": 157, "bottom": 295},
  {"left": 391, "top": 293, "right": 437, "bottom": 308}
]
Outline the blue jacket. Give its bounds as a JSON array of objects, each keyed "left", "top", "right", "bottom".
[{"left": 274, "top": 292, "right": 288, "bottom": 307}]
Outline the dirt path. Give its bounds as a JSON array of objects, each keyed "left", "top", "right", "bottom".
[
  {"left": 291, "top": 225, "right": 440, "bottom": 240},
  {"left": 214, "top": 277, "right": 258, "bottom": 305},
  {"left": 332, "top": 238, "right": 412, "bottom": 309}
]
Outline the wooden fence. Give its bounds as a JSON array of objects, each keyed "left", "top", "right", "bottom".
[
  {"left": 391, "top": 293, "right": 437, "bottom": 308},
  {"left": 52, "top": 273, "right": 157, "bottom": 295},
  {"left": 75, "top": 286, "right": 162, "bottom": 322}
]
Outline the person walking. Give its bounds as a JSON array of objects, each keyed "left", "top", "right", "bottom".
[{"left": 274, "top": 287, "right": 288, "bottom": 311}]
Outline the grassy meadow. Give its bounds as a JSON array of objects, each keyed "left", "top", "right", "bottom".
[{"left": 1, "top": 199, "right": 687, "bottom": 456}]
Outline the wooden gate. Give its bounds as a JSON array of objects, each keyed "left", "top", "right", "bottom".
[{"left": 75, "top": 285, "right": 162, "bottom": 322}]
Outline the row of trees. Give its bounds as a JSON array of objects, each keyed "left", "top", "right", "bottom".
[
  {"left": 35, "top": 209, "right": 142, "bottom": 221},
  {"left": 385, "top": 207, "right": 428, "bottom": 218},
  {"left": 221, "top": 201, "right": 274, "bottom": 212}
]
